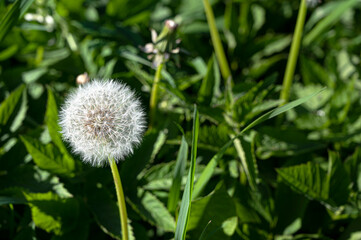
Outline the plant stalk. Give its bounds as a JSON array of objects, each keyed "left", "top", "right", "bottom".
[
  {"left": 149, "top": 62, "right": 164, "bottom": 128},
  {"left": 202, "top": 0, "right": 232, "bottom": 82},
  {"left": 108, "top": 157, "right": 129, "bottom": 240},
  {"left": 280, "top": 0, "right": 307, "bottom": 105}
]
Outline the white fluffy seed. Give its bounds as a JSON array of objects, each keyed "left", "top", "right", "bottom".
[{"left": 59, "top": 79, "right": 146, "bottom": 166}]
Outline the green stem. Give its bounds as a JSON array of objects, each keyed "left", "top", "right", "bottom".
[
  {"left": 108, "top": 157, "right": 129, "bottom": 240},
  {"left": 149, "top": 62, "right": 164, "bottom": 128},
  {"left": 280, "top": 0, "right": 307, "bottom": 105},
  {"left": 239, "top": 1, "right": 250, "bottom": 36},
  {"left": 202, "top": 0, "right": 232, "bottom": 82}
]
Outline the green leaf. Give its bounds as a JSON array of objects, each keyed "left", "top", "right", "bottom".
[
  {"left": 24, "top": 192, "right": 79, "bottom": 235},
  {"left": 20, "top": 136, "right": 75, "bottom": 176},
  {"left": 168, "top": 135, "right": 188, "bottom": 213},
  {"left": 240, "top": 87, "right": 326, "bottom": 134},
  {"left": 277, "top": 161, "right": 329, "bottom": 203},
  {"left": 344, "top": 147, "right": 361, "bottom": 192},
  {"left": 194, "top": 88, "right": 326, "bottom": 197},
  {"left": 120, "top": 130, "right": 162, "bottom": 191},
  {"left": 51, "top": 200, "right": 90, "bottom": 240},
  {"left": 303, "top": 0, "right": 360, "bottom": 46},
  {"left": 0, "top": 0, "right": 35, "bottom": 43},
  {"left": 0, "top": 44, "right": 18, "bottom": 61},
  {"left": 232, "top": 132, "right": 259, "bottom": 190},
  {"left": 0, "top": 187, "right": 26, "bottom": 205},
  {"left": 0, "top": 84, "right": 25, "bottom": 134},
  {"left": 0, "top": 196, "right": 25, "bottom": 205},
  {"left": 175, "top": 106, "right": 199, "bottom": 240},
  {"left": 327, "top": 151, "right": 350, "bottom": 206},
  {"left": 45, "top": 88, "right": 70, "bottom": 155},
  {"left": 197, "top": 55, "right": 217, "bottom": 105},
  {"left": 132, "top": 188, "right": 176, "bottom": 232},
  {"left": 193, "top": 137, "right": 232, "bottom": 198},
  {"left": 188, "top": 186, "right": 237, "bottom": 240},
  {"left": 274, "top": 183, "right": 309, "bottom": 235},
  {"left": 255, "top": 126, "right": 325, "bottom": 159},
  {"left": 86, "top": 184, "right": 135, "bottom": 240},
  {"left": 277, "top": 152, "right": 350, "bottom": 207}
]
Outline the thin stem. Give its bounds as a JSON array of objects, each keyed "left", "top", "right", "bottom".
[
  {"left": 149, "top": 62, "right": 164, "bottom": 128},
  {"left": 202, "top": 0, "right": 232, "bottom": 82},
  {"left": 279, "top": 0, "right": 307, "bottom": 105},
  {"left": 108, "top": 157, "right": 129, "bottom": 240}
]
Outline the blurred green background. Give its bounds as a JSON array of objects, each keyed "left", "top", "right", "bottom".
[{"left": 1, "top": 0, "right": 361, "bottom": 239}]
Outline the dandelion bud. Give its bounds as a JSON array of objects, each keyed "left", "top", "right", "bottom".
[
  {"left": 59, "top": 80, "right": 146, "bottom": 166},
  {"left": 76, "top": 72, "right": 90, "bottom": 85},
  {"left": 165, "top": 19, "right": 178, "bottom": 31}
]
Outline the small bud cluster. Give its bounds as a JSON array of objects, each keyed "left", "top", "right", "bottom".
[{"left": 141, "top": 19, "right": 181, "bottom": 67}]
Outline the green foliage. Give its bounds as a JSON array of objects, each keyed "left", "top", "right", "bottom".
[
  {"left": 1, "top": 0, "right": 361, "bottom": 239},
  {"left": 175, "top": 107, "right": 199, "bottom": 240},
  {"left": 0, "top": 84, "right": 26, "bottom": 133}
]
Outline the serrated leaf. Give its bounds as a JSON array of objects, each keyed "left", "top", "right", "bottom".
[
  {"left": 277, "top": 152, "right": 350, "bottom": 207},
  {"left": 136, "top": 189, "right": 176, "bottom": 232},
  {"left": 20, "top": 136, "right": 75, "bottom": 176},
  {"left": 277, "top": 161, "right": 329, "bottom": 203}
]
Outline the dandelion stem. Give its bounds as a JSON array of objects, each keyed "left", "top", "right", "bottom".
[
  {"left": 149, "top": 62, "right": 164, "bottom": 128},
  {"left": 108, "top": 157, "right": 129, "bottom": 240},
  {"left": 202, "top": 0, "right": 232, "bottom": 82},
  {"left": 280, "top": 0, "right": 307, "bottom": 105}
]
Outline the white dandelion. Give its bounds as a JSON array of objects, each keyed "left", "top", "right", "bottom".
[{"left": 59, "top": 79, "right": 146, "bottom": 166}]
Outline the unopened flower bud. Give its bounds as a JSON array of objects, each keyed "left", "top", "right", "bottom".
[
  {"left": 76, "top": 73, "right": 90, "bottom": 85},
  {"left": 165, "top": 20, "right": 178, "bottom": 31}
]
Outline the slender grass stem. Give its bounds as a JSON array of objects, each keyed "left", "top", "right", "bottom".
[
  {"left": 149, "top": 62, "right": 164, "bottom": 128},
  {"left": 108, "top": 157, "right": 129, "bottom": 240},
  {"left": 202, "top": 0, "right": 232, "bottom": 82},
  {"left": 280, "top": 0, "right": 307, "bottom": 105}
]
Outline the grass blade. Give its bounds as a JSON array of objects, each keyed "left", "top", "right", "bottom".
[
  {"left": 241, "top": 87, "right": 326, "bottom": 134},
  {"left": 193, "top": 140, "right": 233, "bottom": 199},
  {"left": 303, "top": 0, "right": 359, "bottom": 46},
  {"left": 0, "top": 0, "right": 35, "bottom": 43},
  {"left": 168, "top": 136, "right": 189, "bottom": 213},
  {"left": 174, "top": 106, "right": 199, "bottom": 240}
]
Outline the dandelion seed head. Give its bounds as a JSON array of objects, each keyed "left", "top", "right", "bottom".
[{"left": 59, "top": 79, "right": 146, "bottom": 166}]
